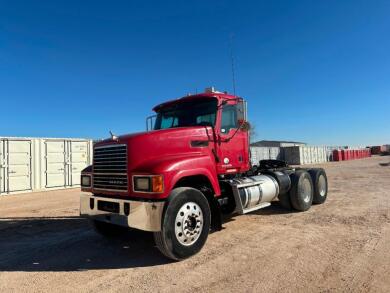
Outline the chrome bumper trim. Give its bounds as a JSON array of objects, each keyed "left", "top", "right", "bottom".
[{"left": 80, "top": 193, "right": 165, "bottom": 232}]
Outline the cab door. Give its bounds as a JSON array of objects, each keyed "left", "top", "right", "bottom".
[{"left": 216, "top": 101, "right": 250, "bottom": 174}]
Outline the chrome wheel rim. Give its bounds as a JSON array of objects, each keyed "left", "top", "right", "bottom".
[
  {"left": 318, "top": 175, "right": 326, "bottom": 197},
  {"left": 175, "top": 202, "right": 203, "bottom": 246},
  {"left": 302, "top": 178, "right": 312, "bottom": 203}
]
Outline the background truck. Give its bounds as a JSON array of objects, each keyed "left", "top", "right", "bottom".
[{"left": 80, "top": 87, "right": 328, "bottom": 260}]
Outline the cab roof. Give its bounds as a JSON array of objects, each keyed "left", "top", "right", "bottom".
[{"left": 153, "top": 89, "right": 239, "bottom": 112}]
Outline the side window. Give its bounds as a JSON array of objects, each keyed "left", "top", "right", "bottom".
[
  {"left": 160, "top": 115, "right": 178, "bottom": 129},
  {"left": 196, "top": 113, "right": 216, "bottom": 126},
  {"left": 220, "top": 105, "right": 238, "bottom": 133}
]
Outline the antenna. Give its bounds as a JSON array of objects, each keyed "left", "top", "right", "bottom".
[
  {"left": 229, "top": 34, "right": 237, "bottom": 95},
  {"left": 109, "top": 130, "right": 118, "bottom": 141}
]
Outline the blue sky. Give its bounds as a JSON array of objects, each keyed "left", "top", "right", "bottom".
[{"left": 0, "top": 0, "right": 389, "bottom": 145}]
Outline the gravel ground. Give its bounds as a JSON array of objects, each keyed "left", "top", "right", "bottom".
[{"left": 0, "top": 156, "right": 389, "bottom": 292}]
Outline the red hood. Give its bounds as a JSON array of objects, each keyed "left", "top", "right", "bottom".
[{"left": 95, "top": 126, "right": 213, "bottom": 173}]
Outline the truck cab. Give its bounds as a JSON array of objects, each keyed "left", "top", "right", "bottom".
[{"left": 80, "top": 87, "right": 328, "bottom": 260}]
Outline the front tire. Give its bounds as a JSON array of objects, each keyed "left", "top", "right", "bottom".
[{"left": 154, "top": 187, "right": 211, "bottom": 261}]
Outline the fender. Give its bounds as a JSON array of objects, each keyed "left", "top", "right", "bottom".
[{"left": 132, "top": 153, "right": 220, "bottom": 199}]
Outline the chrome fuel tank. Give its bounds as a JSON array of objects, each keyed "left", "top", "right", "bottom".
[{"left": 231, "top": 175, "right": 279, "bottom": 214}]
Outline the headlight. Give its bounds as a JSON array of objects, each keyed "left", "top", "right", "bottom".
[
  {"left": 134, "top": 177, "right": 150, "bottom": 191},
  {"left": 81, "top": 175, "right": 92, "bottom": 187},
  {"left": 133, "top": 175, "right": 164, "bottom": 193}
]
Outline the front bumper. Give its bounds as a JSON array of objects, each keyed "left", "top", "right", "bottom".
[{"left": 80, "top": 193, "right": 165, "bottom": 232}]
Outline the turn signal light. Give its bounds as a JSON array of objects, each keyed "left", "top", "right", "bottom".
[
  {"left": 152, "top": 175, "right": 164, "bottom": 193},
  {"left": 133, "top": 175, "right": 164, "bottom": 193}
]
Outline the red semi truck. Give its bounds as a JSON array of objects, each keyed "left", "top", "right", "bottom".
[{"left": 80, "top": 88, "right": 328, "bottom": 260}]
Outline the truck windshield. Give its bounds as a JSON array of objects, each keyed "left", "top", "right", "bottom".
[{"left": 154, "top": 98, "right": 218, "bottom": 130}]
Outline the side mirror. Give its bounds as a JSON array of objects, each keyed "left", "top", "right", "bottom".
[{"left": 239, "top": 120, "right": 251, "bottom": 132}]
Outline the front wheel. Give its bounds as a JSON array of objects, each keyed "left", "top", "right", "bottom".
[{"left": 154, "top": 187, "right": 211, "bottom": 261}]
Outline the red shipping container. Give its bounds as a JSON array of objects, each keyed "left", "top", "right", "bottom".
[
  {"left": 341, "top": 150, "right": 347, "bottom": 160},
  {"left": 333, "top": 149, "right": 343, "bottom": 161}
]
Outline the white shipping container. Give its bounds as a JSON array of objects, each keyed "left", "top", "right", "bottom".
[
  {"left": 0, "top": 137, "right": 93, "bottom": 195},
  {"left": 250, "top": 147, "right": 282, "bottom": 165},
  {"left": 0, "top": 139, "right": 33, "bottom": 193},
  {"left": 283, "top": 146, "right": 327, "bottom": 165}
]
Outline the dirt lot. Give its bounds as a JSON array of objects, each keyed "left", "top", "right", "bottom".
[{"left": 0, "top": 156, "right": 389, "bottom": 292}]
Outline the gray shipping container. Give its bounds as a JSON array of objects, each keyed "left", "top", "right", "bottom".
[{"left": 0, "top": 137, "right": 93, "bottom": 195}]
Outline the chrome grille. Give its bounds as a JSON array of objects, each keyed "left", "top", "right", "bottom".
[{"left": 93, "top": 144, "right": 128, "bottom": 191}]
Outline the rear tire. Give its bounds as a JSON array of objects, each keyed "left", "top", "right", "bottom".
[
  {"left": 307, "top": 168, "right": 328, "bottom": 204},
  {"left": 154, "top": 187, "right": 211, "bottom": 261},
  {"left": 92, "top": 220, "right": 126, "bottom": 237},
  {"left": 289, "top": 170, "right": 313, "bottom": 211}
]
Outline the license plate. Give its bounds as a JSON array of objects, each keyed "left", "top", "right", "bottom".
[{"left": 97, "top": 200, "right": 120, "bottom": 213}]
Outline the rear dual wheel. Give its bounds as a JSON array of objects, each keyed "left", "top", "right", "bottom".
[
  {"left": 307, "top": 168, "right": 328, "bottom": 204},
  {"left": 278, "top": 168, "right": 328, "bottom": 211},
  {"left": 289, "top": 170, "right": 314, "bottom": 211},
  {"left": 154, "top": 187, "right": 211, "bottom": 261}
]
